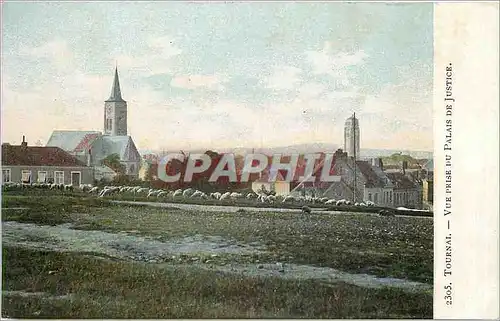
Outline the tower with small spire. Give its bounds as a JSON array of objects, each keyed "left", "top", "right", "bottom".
[
  {"left": 344, "top": 113, "right": 360, "bottom": 160},
  {"left": 104, "top": 67, "right": 127, "bottom": 136}
]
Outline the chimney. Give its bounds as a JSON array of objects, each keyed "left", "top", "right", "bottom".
[
  {"left": 402, "top": 160, "right": 408, "bottom": 175},
  {"left": 21, "top": 135, "right": 28, "bottom": 149},
  {"left": 87, "top": 148, "right": 92, "bottom": 167}
]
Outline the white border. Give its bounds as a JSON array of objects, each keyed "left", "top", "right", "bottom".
[{"left": 434, "top": 2, "right": 499, "bottom": 319}]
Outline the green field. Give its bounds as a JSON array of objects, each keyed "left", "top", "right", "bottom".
[{"left": 1, "top": 192, "right": 433, "bottom": 318}]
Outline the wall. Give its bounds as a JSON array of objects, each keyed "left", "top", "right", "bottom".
[
  {"left": 423, "top": 179, "right": 434, "bottom": 203},
  {"left": 2, "top": 165, "right": 93, "bottom": 185},
  {"left": 321, "top": 180, "right": 353, "bottom": 200},
  {"left": 393, "top": 188, "right": 422, "bottom": 209},
  {"left": 251, "top": 181, "right": 290, "bottom": 196},
  {"left": 334, "top": 157, "right": 366, "bottom": 201}
]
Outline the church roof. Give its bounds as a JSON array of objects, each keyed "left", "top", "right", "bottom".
[
  {"left": 87, "top": 135, "right": 141, "bottom": 163},
  {"left": 46, "top": 130, "right": 102, "bottom": 152},
  {"left": 106, "top": 67, "right": 125, "bottom": 102},
  {"left": 46, "top": 130, "right": 140, "bottom": 163},
  {"left": 101, "top": 136, "right": 132, "bottom": 159}
]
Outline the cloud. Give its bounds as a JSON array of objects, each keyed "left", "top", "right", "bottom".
[
  {"left": 306, "top": 41, "right": 368, "bottom": 86},
  {"left": 20, "top": 39, "right": 71, "bottom": 60},
  {"left": 115, "top": 36, "right": 182, "bottom": 77},
  {"left": 261, "top": 65, "right": 303, "bottom": 90},
  {"left": 146, "top": 36, "right": 183, "bottom": 57},
  {"left": 1, "top": 75, "right": 105, "bottom": 145},
  {"left": 297, "top": 82, "right": 326, "bottom": 98},
  {"left": 170, "top": 74, "right": 229, "bottom": 91},
  {"left": 19, "top": 39, "right": 75, "bottom": 72},
  {"left": 2, "top": 32, "right": 431, "bottom": 152},
  {"left": 356, "top": 64, "right": 433, "bottom": 150}
]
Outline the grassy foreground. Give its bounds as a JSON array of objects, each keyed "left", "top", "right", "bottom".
[
  {"left": 2, "top": 194, "right": 433, "bottom": 283},
  {"left": 2, "top": 193, "right": 433, "bottom": 318},
  {"left": 1, "top": 246, "right": 432, "bottom": 319}
]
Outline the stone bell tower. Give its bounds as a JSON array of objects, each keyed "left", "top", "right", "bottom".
[{"left": 104, "top": 67, "right": 127, "bottom": 136}]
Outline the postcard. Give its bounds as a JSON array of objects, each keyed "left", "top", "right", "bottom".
[{"left": 1, "top": 1, "right": 498, "bottom": 319}]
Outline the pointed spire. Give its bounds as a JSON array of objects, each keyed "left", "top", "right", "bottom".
[{"left": 106, "top": 66, "right": 125, "bottom": 102}]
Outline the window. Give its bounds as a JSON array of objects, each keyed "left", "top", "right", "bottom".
[
  {"left": 2, "top": 168, "right": 11, "bottom": 183},
  {"left": 106, "top": 119, "right": 112, "bottom": 131},
  {"left": 46, "top": 172, "right": 54, "bottom": 184},
  {"left": 368, "top": 193, "right": 372, "bottom": 201},
  {"left": 54, "top": 171, "right": 64, "bottom": 185},
  {"left": 374, "top": 193, "right": 378, "bottom": 203},
  {"left": 21, "top": 170, "right": 31, "bottom": 183},
  {"left": 38, "top": 171, "right": 47, "bottom": 183}
]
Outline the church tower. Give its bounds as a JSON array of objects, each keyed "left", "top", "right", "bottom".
[
  {"left": 104, "top": 67, "right": 127, "bottom": 136},
  {"left": 344, "top": 113, "right": 360, "bottom": 160}
]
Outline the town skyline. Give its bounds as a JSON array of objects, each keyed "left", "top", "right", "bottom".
[{"left": 2, "top": 2, "right": 433, "bottom": 152}]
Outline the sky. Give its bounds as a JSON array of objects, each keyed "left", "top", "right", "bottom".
[{"left": 1, "top": 2, "right": 433, "bottom": 152}]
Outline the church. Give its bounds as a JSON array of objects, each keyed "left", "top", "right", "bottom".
[{"left": 46, "top": 68, "right": 142, "bottom": 179}]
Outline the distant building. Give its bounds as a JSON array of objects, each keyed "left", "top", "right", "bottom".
[
  {"left": 422, "top": 178, "right": 433, "bottom": 210},
  {"left": 357, "top": 159, "right": 395, "bottom": 208},
  {"left": 421, "top": 159, "right": 434, "bottom": 210},
  {"left": 2, "top": 137, "right": 92, "bottom": 185},
  {"left": 46, "top": 68, "right": 141, "bottom": 179},
  {"left": 251, "top": 169, "right": 290, "bottom": 196},
  {"left": 344, "top": 113, "right": 360, "bottom": 160},
  {"left": 290, "top": 150, "right": 424, "bottom": 209},
  {"left": 385, "top": 172, "right": 422, "bottom": 209}
]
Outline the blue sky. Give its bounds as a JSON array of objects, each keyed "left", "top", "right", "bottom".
[{"left": 2, "top": 2, "right": 433, "bottom": 151}]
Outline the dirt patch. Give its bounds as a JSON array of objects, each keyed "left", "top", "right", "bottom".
[
  {"left": 2, "top": 221, "right": 265, "bottom": 262},
  {"left": 2, "top": 221, "right": 431, "bottom": 293},
  {"left": 3, "top": 290, "right": 75, "bottom": 301},
  {"left": 197, "top": 263, "right": 432, "bottom": 293}
]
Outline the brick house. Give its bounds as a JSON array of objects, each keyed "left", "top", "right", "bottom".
[{"left": 1, "top": 138, "right": 93, "bottom": 186}]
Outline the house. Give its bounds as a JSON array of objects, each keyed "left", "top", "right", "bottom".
[
  {"left": 45, "top": 67, "right": 141, "bottom": 179},
  {"left": 356, "top": 160, "right": 395, "bottom": 207},
  {"left": 386, "top": 172, "right": 422, "bottom": 209},
  {"left": 288, "top": 150, "right": 424, "bottom": 209},
  {"left": 1, "top": 138, "right": 92, "bottom": 185},
  {"left": 251, "top": 169, "right": 290, "bottom": 196}
]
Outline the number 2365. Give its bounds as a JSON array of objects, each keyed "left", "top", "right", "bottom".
[{"left": 444, "top": 284, "right": 453, "bottom": 305}]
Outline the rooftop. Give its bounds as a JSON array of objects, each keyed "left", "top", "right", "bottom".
[
  {"left": 386, "top": 172, "right": 417, "bottom": 190},
  {"left": 356, "top": 161, "right": 385, "bottom": 188},
  {"left": 2, "top": 144, "right": 87, "bottom": 167}
]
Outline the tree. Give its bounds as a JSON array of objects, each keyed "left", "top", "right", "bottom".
[
  {"left": 101, "top": 153, "right": 126, "bottom": 175},
  {"left": 141, "top": 160, "right": 154, "bottom": 182}
]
